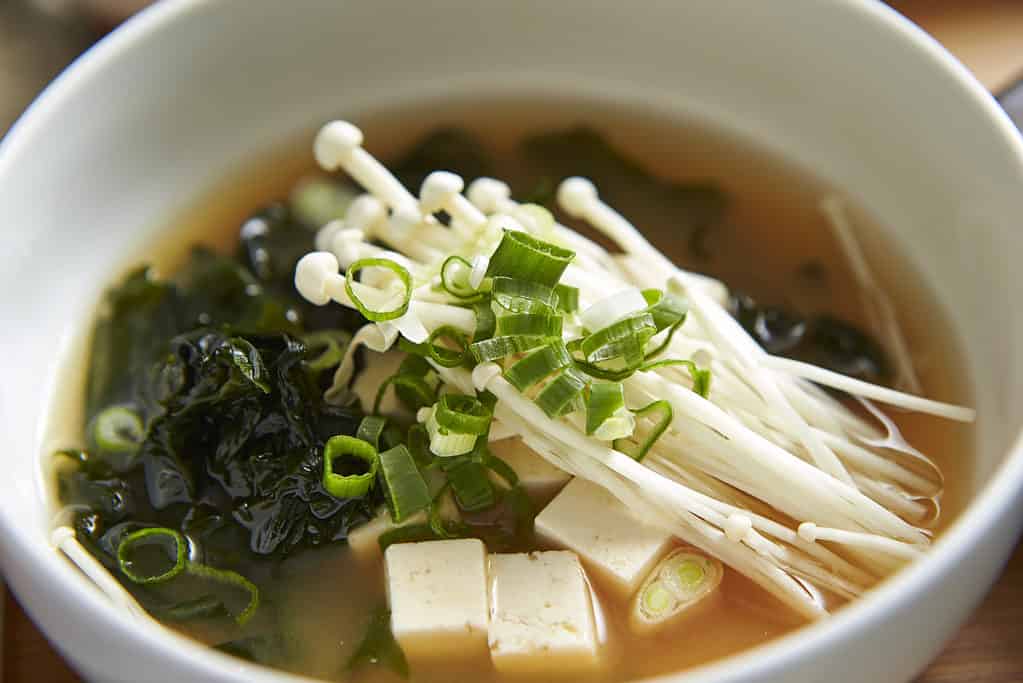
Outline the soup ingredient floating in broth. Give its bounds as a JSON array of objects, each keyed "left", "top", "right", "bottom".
[{"left": 297, "top": 120, "right": 975, "bottom": 622}]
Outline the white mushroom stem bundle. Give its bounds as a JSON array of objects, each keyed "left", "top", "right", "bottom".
[{"left": 295, "top": 120, "right": 976, "bottom": 619}]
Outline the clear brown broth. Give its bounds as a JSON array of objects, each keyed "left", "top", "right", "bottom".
[{"left": 124, "top": 97, "right": 974, "bottom": 682}]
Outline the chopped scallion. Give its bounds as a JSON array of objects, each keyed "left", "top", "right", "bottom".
[
  {"left": 378, "top": 444, "right": 432, "bottom": 523},
  {"left": 640, "top": 358, "right": 712, "bottom": 398},
  {"left": 344, "top": 258, "right": 413, "bottom": 322},
  {"left": 185, "top": 562, "right": 260, "bottom": 626},
  {"left": 554, "top": 284, "right": 580, "bottom": 313},
  {"left": 494, "top": 312, "right": 563, "bottom": 338},
  {"left": 585, "top": 382, "right": 626, "bottom": 436},
  {"left": 323, "top": 435, "right": 379, "bottom": 498},
  {"left": 92, "top": 406, "right": 144, "bottom": 454},
  {"left": 117, "top": 527, "right": 187, "bottom": 585},
  {"left": 491, "top": 277, "right": 559, "bottom": 315},
  {"left": 535, "top": 367, "right": 588, "bottom": 417},
  {"left": 581, "top": 313, "right": 657, "bottom": 364},
  {"left": 440, "top": 255, "right": 483, "bottom": 299},
  {"left": 470, "top": 298, "right": 496, "bottom": 341},
  {"left": 469, "top": 334, "right": 549, "bottom": 363},
  {"left": 433, "top": 394, "right": 493, "bottom": 435},
  {"left": 614, "top": 399, "right": 673, "bottom": 462},
  {"left": 504, "top": 341, "right": 574, "bottom": 392},
  {"left": 302, "top": 329, "right": 351, "bottom": 372},
  {"left": 356, "top": 415, "right": 388, "bottom": 449},
  {"left": 446, "top": 459, "right": 496, "bottom": 511},
  {"left": 485, "top": 230, "right": 575, "bottom": 286}
]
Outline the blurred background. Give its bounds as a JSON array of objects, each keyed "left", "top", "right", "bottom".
[
  {"left": 0, "top": 0, "right": 1021, "bottom": 681},
  {"left": 1, "top": 0, "right": 1022, "bottom": 136}
]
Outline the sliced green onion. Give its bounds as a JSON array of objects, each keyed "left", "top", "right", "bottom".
[
  {"left": 581, "top": 313, "right": 657, "bottom": 364},
  {"left": 640, "top": 358, "right": 712, "bottom": 398},
  {"left": 374, "top": 355, "right": 440, "bottom": 414},
  {"left": 117, "top": 528, "right": 260, "bottom": 626},
  {"left": 344, "top": 258, "right": 413, "bottom": 322},
  {"left": 643, "top": 317, "right": 685, "bottom": 361},
  {"left": 406, "top": 423, "right": 433, "bottom": 466},
  {"left": 471, "top": 298, "right": 496, "bottom": 341},
  {"left": 302, "top": 329, "right": 350, "bottom": 372},
  {"left": 424, "top": 394, "right": 492, "bottom": 457},
  {"left": 491, "top": 277, "right": 559, "bottom": 315},
  {"left": 614, "top": 399, "right": 673, "bottom": 462},
  {"left": 586, "top": 382, "right": 628, "bottom": 436},
  {"left": 323, "top": 435, "right": 379, "bottom": 498},
  {"left": 630, "top": 549, "right": 723, "bottom": 635},
  {"left": 378, "top": 444, "right": 432, "bottom": 523},
  {"left": 504, "top": 342, "right": 573, "bottom": 392},
  {"left": 535, "top": 367, "right": 588, "bottom": 417},
  {"left": 433, "top": 394, "right": 492, "bottom": 435},
  {"left": 185, "top": 563, "right": 260, "bottom": 626},
  {"left": 495, "top": 312, "right": 563, "bottom": 338},
  {"left": 117, "top": 527, "right": 187, "bottom": 585},
  {"left": 428, "top": 484, "right": 467, "bottom": 539},
  {"left": 92, "top": 406, "right": 144, "bottom": 454},
  {"left": 485, "top": 230, "right": 575, "bottom": 286},
  {"left": 357, "top": 415, "right": 388, "bottom": 449},
  {"left": 554, "top": 284, "right": 580, "bottom": 313},
  {"left": 400, "top": 325, "right": 469, "bottom": 368},
  {"left": 644, "top": 289, "right": 688, "bottom": 332},
  {"left": 469, "top": 334, "right": 549, "bottom": 363},
  {"left": 374, "top": 373, "right": 436, "bottom": 414},
  {"left": 425, "top": 326, "right": 469, "bottom": 367},
  {"left": 440, "top": 255, "right": 483, "bottom": 300},
  {"left": 159, "top": 596, "right": 226, "bottom": 622},
  {"left": 446, "top": 459, "right": 496, "bottom": 511},
  {"left": 484, "top": 454, "right": 520, "bottom": 488}
]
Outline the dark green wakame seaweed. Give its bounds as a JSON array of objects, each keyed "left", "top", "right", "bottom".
[{"left": 59, "top": 201, "right": 378, "bottom": 648}]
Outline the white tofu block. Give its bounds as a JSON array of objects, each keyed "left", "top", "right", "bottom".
[
  {"left": 535, "top": 477, "right": 673, "bottom": 598},
  {"left": 488, "top": 550, "right": 601, "bottom": 675},
  {"left": 348, "top": 507, "right": 424, "bottom": 565},
  {"left": 488, "top": 436, "right": 571, "bottom": 502},
  {"left": 349, "top": 494, "right": 460, "bottom": 565},
  {"left": 384, "top": 539, "right": 489, "bottom": 660}
]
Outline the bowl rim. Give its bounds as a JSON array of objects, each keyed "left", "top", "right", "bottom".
[{"left": 2, "top": 0, "right": 1023, "bottom": 681}]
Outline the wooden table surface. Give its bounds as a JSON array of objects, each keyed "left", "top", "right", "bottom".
[{"left": 3, "top": 1, "right": 1023, "bottom": 682}]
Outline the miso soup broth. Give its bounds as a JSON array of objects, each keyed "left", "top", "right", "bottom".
[{"left": 49, "top": 97, "right": 974, "bottom": 683}]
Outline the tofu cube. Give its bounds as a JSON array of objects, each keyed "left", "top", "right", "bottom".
[
  {"left": 535, "top": 477, "right": 673, "bottom": 598},
  {"left": 384, "top": 538, "right": 489, "bottom": 660},
  {"left": 348, "top": 507, "right": 424, "bottom": 565},
  {"left": 488, "top": 436, "right": 571, "bottom": 503},
  {"left": 348, "top": 492, "right": 460, "bottom": 566},
  {"left": 488, "top": 551, "right": 602, "bottom": 675}
]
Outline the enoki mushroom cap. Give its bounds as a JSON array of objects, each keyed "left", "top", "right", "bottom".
[
  {"left": 419, "top": 171, "right": 465, "bottom": 213},
  {"left": 466, "top": 177, "right": 511, "bottom": 213},
  {"left": 295, "top": 251, "right": 341, "bottom": 306},
  {"left": 314, "top": 120, "right": 364, "bottom": 171},
  {"left": 557, "top": 176, "right": 599, "bottom": 218}
]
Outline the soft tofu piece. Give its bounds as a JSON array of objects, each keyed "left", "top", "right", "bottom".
[
  {"left": 348, "top": 507, "right": 425, "bottom": 565},
  {"left": 535, "top": 477, "right": 673, "bottom": 598},
  {"left": 384, "top": 538, "right": 490, "bottom": 660},
  {"left": 488, "top": 436, "right": 571, "bottom": 502},
  {"left": 488, "top": 550, "right": 602, "bottom": 675},
  {"left": 349, "top": 493, "right": 460, "bottom": 565}
]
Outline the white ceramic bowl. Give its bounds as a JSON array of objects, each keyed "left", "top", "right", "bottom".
[{"left": 2, "top": 1, "right": 1023, "bottom": 681}]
